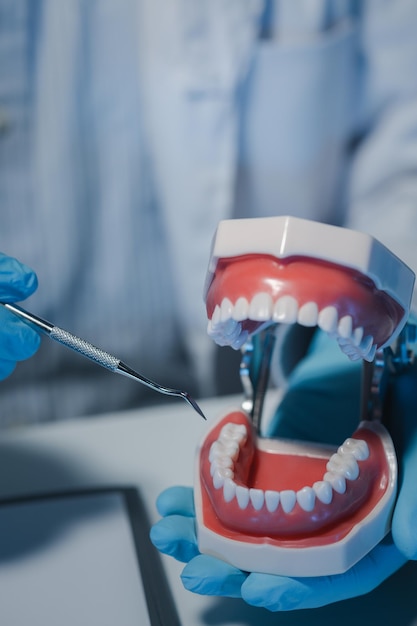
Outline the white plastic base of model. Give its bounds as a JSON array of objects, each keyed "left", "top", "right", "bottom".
[{"left": 194, "top": 420, "right": 397, "bottom": 578}]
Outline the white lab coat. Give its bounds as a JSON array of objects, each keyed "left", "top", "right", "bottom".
[{"left": 0, "top": 0, "right": 416, "bottom": 424}]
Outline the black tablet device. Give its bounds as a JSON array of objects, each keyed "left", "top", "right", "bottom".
[{"left": 0, "top": 487, "right": 180, "bottom": 626}]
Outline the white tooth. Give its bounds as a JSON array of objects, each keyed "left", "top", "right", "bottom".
[
  {"left": 210, "top": 463, "right": 235, "bottom": 480},
  {"left": 280, "top": 490, "right": 297, "bottom": 514},
  {"left": 272, "top": 295, "right": 298, "bottom": 323},
  {"left": 226, "top": 445, "right": 240, "bottom": 461},
  {"left": 340, "top": 344, "right": 360, "bottom": 358},
  {"left": 210, "top": 462, "right": 218, "bottom": 477},
  {"left": 226, "top": 326, "right": 242, "bottom": 345},
  {"left": 339, "top": 342, "right": 362, "bottom": 361},
  {"left": 209, "top": 441, "right": 227, "bottom": 462},
  {"left": 297, "top": 302, "right": 319, "bottom": 327},
  {"left": 323, "top": 471, "right": 346, "bottom": 494},
  {"left": 211, "top": 305, "right": 221, "bottom": 326},
  {"left": 210, "top": 457, "right": 233, "bottom": 476},
  {"left": 296, "top": 486, "right": 316, "bottom": 512},
  {"left": 230, "top": 323, "right": 243, "bottom": 340},
  {"left": 210, "top": 446, "right": 237, "bottom": 462},
  {"left": 209, "top": 439, "right": 239, "bottom": 462},
  {"left": 326, "top": 453, "right": 359, "bottom": 481},
  {"left": 265, "top": 490, "right": 280, "bottom": 512},
  {"left": 359, "top": 335, "right": 373, "bottom": 354},
  {"left": 207, "top": 321, "right": 225, "bottom": 341},
  {"left": 220, "top": 423, "right": 237, "bottom": 439},
  {"left": 232, "top": 297, "right": 249, "bottom": 321},
  {"left": 213, "top": 468, "right": 229, "bottom": 489},
  {"left": 214, "top": 444, "right": 237, "bottom": 460},
  {"left": 342, "top": 343, "right": 358, "bottom": 355},
  {"left": 313, "top": 481, "right": 333, "bottom": 504},
  {"left": 207, "top": 320, "right": 214, "bottom": 335},
  {"left": 364, "top": 344, "right": 377, "bottom": 362},
  {"left": 350, "top": 438, "right": 369, "bottom": 461},
  {"left": 338, "top": 315, "right": 353, "bottom": 338},
  {"left": 236, "top": 486, "right": 250, "bottom": 509},
  {"left": 337, "top": 336, "right": 351, "bottom": 346},
  {"left": 250, "top": 488, "right": 265, "bottom": 511},
  {"left": 212, "top": 472, "right": 223, "bottom": 489},
  {"left": 339, "top": 438, "right": 369, "bottom": 461},
  {"left": 213, "top": 335, "right": 233, "bottom": 347},
  {"left": 217, "top": 319, "right": 238, "bottom": 339},
  {"left": 232, "top": 330, "right": 249, "bottom": 350},
  {"left": 222, "top": 423, "right": 247, "bottom": 438},
  {"left": 249, "top": 292, "right": 273, "bottom": 321},
  {"left": 318, "top": 306, "right": 339, "bottom": 333},
  {"left": 326, "top": 453, "right": 344, "bottom": 473},
  {"left": 220, "top": 423, "right": 247, "bottom": 444},
  {"left": 221, "top": 298, "right": 234, "bottom": 322},
  {"left": 359, "top": 336, "right": 376, "bottom": 361},
  {"left": 342, "top": 454, "right": 360, "bottom": 480},
  {"left": 353, "top": 327, "right": 364, "bottom": 346},
  {"left": 223, "top": 478, "right": 236, "bottom": 502}
]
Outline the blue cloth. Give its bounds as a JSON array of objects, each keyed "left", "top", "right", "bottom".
[{"left": 0, "top": 0, "right": 416, "bottom": 425}]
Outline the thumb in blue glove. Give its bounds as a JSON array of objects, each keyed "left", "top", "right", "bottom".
[
  {"left": 385, "top": 356, "right": 417, "bottom": 561},
  {"left": 0, "top": 253, "right": 40, "bottom": 379}
]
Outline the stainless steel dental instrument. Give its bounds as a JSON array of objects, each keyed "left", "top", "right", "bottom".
[{"left": 1, "top": 302, "right": 206, "bottom": 420}]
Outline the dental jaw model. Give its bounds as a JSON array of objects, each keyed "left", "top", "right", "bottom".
[{"left": 194, "top": 216, "right": 415, "bottom": 577}]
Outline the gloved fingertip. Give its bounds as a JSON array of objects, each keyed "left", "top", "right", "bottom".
[
  {"left": 392, "top": 504, "right": 417, "bottom": 560},
  {"left": 0, "top": 255, "right": 38, "bottom": 301},
  {"left": 149, "top": 516, "right": 199, "bottom": 562},
  {"left": 241, "top": 574, "right": 311, "bottom": 611},
  {"left": 156, "top": 485, "right": 195, "bottom": 517},
  {"left": 181, "top": 555, "right": 246, "bottom": 597},
  {"left": 149, "top": 522, "right": 168, "bottom": 551},
  {"left": 0, "top": 314, "right": 42, "bottom": 362},
  {"left": 20, "top": 267, "right": 38, "bottom": 296},
  {"left": 20, "top": 326, "right": 41, "bottom": 359}
]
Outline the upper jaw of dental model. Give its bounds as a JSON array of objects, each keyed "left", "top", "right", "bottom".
[{"left": 204, "top": 217, "right": 415, "bottom": 361}]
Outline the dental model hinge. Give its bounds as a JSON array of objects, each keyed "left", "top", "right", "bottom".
[
  {"left": 364, "top": 323, "right": 416, "bottom": 421},
  {"left": 240, "top": 328, "right": 277, "bottom": 433},
  {"left": 240, "top": 340, "right": 254, "bottom": 416},
  {"left": 385, "top": 323, "right": 416, "bottom": 374},
  {"left": 363, "top": 348, "right": 386, "bottom": 422}
]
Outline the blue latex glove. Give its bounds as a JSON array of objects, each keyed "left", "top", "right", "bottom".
[
  {"left": 151, "top": 331, "right": 417, "bottom": 610},
  {"left": 0, "top": 253, "right": 40, "bottom": 379}
]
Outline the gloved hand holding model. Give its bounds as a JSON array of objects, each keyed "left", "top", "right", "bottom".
[
  {"left": 151, "top": 216, "right": 417, "bottom": 611},
  {"left": 0, "top": 253, "right": 41, "bottom": 380}
]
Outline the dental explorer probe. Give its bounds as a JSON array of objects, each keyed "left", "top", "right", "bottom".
[{"left": 1, "top": 302, "right": 206, "bottom": 420}]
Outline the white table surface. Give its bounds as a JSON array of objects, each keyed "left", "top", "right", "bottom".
[{"left": 0, "top": 395, "right": 416, "bottom": 626}]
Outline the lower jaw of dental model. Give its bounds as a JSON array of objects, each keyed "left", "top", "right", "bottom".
[
  {"left": 195, "top": 216, "right": 415, "bottom": 577},
  {"left": 195, "top": 410, "right": 397, "bottom": 577}
]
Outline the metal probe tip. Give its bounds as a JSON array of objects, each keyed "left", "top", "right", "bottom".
[
  {"left": 0, "top": 301, "right": 207, "bottom": 420},
  {"left": 181, "top": 393, "right": 206, "bottom": 420}
]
